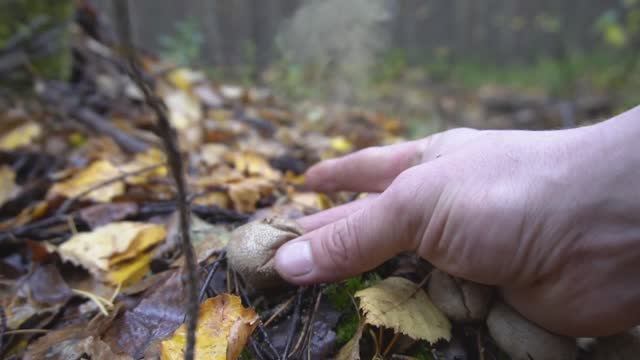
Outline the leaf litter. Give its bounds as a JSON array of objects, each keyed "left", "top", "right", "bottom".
[{"left": 0, "top": 3, "right": 589, "bottom": 359}]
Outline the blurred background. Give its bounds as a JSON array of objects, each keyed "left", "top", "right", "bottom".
[{"left": 3, "top": 0, "right": 640, "bottom": 137}]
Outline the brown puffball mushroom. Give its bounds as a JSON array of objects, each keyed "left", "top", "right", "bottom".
[
  {"left": 427, "top": 269, "right": 493, "bottom": 322},
  {"left": 487, "top": 301, "right": 577, "bottom": 360},
  {"left": 583, "top": 326, "right": 640, "bottom": 360},
  {"left": 226, "top": 217, "right": 303, "bottom": 289}
]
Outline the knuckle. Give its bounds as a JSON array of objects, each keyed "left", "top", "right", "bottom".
[{"left": 322, "top": 217, "right": 359, "bottom": 269}]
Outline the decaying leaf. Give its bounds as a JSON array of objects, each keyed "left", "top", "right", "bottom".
[
  {"left": 56, "top": 221, "right": 166, "bottom": 285},
  {"left": 354, "top": 277, "right": 451, "bottom": 343},
  {"left": 336, "top": 320, "right": 365, "bottom": 360},
  {"left": 119, "top": 148, "right": 168, "bottom": 185},
  {"left": 0, "top": 165, "right": 19, "bottom": 207},
  {"left": 160, "top": 294, "right": 259, "bottom": 360},
  {"left": 48, "top": 160, "right": 125, "bottom": 202},
  {"left": 0, "top": 122, "right": 42, "bottom": 150}
]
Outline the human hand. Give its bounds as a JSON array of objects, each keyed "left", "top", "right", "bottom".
[{"left": 274, "top": 107, "right": 640, "bottom": 336}]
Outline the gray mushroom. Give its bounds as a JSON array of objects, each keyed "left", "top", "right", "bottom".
[
  {"left": 226, "top": 217, "right": 303, "bottom": 289},
  {"left": 487, "top": 301, "right": 577, "bottom": 360},
  {"left": 582, "top": 326, "right": 640, "bottom": 360},
  {"left": 427, "top": 269, "right": 493, "bottom": 322}
]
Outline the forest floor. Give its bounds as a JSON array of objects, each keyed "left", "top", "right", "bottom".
[{"left": 0, "top": 7, "right": 632, "bottom": 360}]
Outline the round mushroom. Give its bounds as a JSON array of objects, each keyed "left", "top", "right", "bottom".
[
  {"left": 487, "top": 301, "right": 577, "bottom": 360},
  {"left": 226, "top": 217, "right": 303, "bottom": 289},
  {"left": 427, "top": 269, "right": 493, "bottom": 322}
]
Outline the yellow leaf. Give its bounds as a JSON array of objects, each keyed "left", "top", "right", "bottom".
[
  {"left": 0, "top": 122, "right": 41, "bottom": 150},
  {"left": 355, "top": 277, "right": 451, "bottom": 343},
  {"left": 49, "top": 160, "right": 125, "bottom": 202},
  {"left": 56, "top": 222, "right": 166, "bottom": 284},
  {"left": 160, "top": 294, "right": 259, "bottom": 360},
  {"left": 167, "top": 68, "right": 205, "bottom": 91},
  {"left": 291, "top": 192, "right": 332, "bottom": 210},
  {"left": 120, "top": 148, "right": 168, "bottom": 185},
  {"left": 0, "top": 166, "right": 18, "bottom": 207},
  {"left": 233, "top": 152, "right": 281, "bottom": 180},
  {"left": 336, "top": 320, "right": 365, "bottom": 360},
  {"left": 331, "top": 136, "right": 353, "bottom": 153},
  {"left": 106, "top": 252, "right": 152, "bottom": 286}
]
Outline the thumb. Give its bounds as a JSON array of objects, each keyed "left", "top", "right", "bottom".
[{"left": 275, "top": 165, "right": 440, "bottom": 284}]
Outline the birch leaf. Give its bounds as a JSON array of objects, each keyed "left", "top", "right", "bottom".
[
  {"left": 355, "top": 277, "right": 451, "bottom": 343},
  {"left": 49, "top": 160, "right": 125, "bottom": 202}
]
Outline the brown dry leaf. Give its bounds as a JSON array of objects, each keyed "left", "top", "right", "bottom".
[
  {"left": 0, "top": 122, "right": 42, "bottom": 150},
  {"left": 48, "top": 160, "right": 125, "bottom": 202},
  {"left": 56, "top": 222, "right": 166, "bottom": 285},
  {"left": 228, "top": 177, "right": 274, "bottom": 213},
  {"left": 232, "top": 151, "right": 281, "bottom": 180},
  {"left": 160, "top": 294, "right": 259, "bottom": 360},
  {"left": 0, "top": 165, "right": 19, "bottom": 206},
  {"left": 355, "top": 277, "right": 451, "bottom": 343},
  {"left": 336, "top": 320, "right": 365, "bottom": 360}
]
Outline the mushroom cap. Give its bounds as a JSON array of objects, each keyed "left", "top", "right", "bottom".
[
  {"left": 226, "top": 217, "right": 303, "bottom": 289},
  {"left": 487, "top": 301, "right": 577, "bottom": 360},
  {"left": 427, "top": 269, "right": 493, "bottom": 322}
]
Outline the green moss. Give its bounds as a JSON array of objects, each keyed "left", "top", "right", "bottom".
[{"left": 325, "top": 273, "right": 382, "bottom": 346}]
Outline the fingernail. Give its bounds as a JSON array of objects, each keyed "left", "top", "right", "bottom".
[{"left": 275, "top": 241, "right": 314, "bottom": 277}]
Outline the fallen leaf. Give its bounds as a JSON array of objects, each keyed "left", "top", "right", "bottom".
[
  {"left": 56, "top": 221, "right": 166, "bottom": 284},
  {"left": 103, "top": 269, "right": 198, "bottom": 358},
  {"left": 164, "top": 90, "right": 202, "bottom": 130},
  {"left": 119, "top": 148, "right": 168, "bottom": 185},
  {"left": 232, "top": 151, "right": 281, "bottom": 180},
  {"left": 0, "top": 122, "right": 42, "bottom": 150},
  {"left": 228, "top": 177, "right": 274, "bottom": 213},
  {"left": 0, "top": 165, "right": 19, "bottom": 206},
  {"left": 160, "top": 294, "right": 259, "bottom": 360},
  {"left": 330, "top": 136, "right": 354, "bottom": 153},
  {"left": 49, "top": 160, "right": 125, "bottom": 203},
  {"left": 290, "top": 192, "right": 332, "bottom": 211},
  {"left": 354, "top": 277, "right": 451, "bottom": 343},
  {"left": 78, "top": 202, "right": 139, "bottom": 229},
  {"left": 336, "top": 320, "right": 365, "bottom": 360}
]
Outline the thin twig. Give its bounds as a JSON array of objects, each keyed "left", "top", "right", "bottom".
[
  {"left": 291, "top": 285, "right": 323, "bottom": 359},
  {"left": 0, "top": 306, "right": 6, "bottom": 353},
  {"left": 2, "top": 329, "right": 50, "bottom": 335},
  {"left": 283, "top": 286, "right": 306, "bottom": 359},
  {"left": 113, "top": 1, "right": 198, "bottom": 358},
  {"left": 263, "top": 295, "right": 295, "bottom": 328},
  {"left": 234, "top": 274, "right": 280, "bottom": 360},
  {"left": 198, "top": 252, "right": 226, "bottom": 302},
  {"left": 383, "top": 332, "right": 400, "bottom": 357}
]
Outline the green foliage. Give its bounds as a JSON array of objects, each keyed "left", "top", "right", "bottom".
[
  {"left": 158, "top": 19, "right": 204, "bottom": 67},
  {"left": 325, "top": 273, "right": 381, "bottom": 345}
]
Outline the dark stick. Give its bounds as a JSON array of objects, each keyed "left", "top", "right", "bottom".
[
  {"left": 283, "top": 286, "right": 306, "bottom": 359},
  {"left": 198, "top": 252, "right": 226, "bottom": 302},
  {"left": 0, "top": 306, "right": 6, "bottom": 353},
  {"left": 112, "top": 1, "right": 198, "bottom": 359}
]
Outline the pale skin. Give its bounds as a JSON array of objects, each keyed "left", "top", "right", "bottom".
[{"left": 274, "top": 105, "right": 640, "bottom": 337}]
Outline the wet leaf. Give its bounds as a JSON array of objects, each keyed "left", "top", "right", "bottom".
[
  {"left": 48, "top": 160, "right": 125, "bottom": 203},
  {"left": 160, "top": 294, "right": 259, "bottom": 360},
  {"left": 355, "top": 277, "right": 451, "bottom": 343}
]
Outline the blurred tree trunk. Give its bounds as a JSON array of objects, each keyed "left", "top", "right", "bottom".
[{"left": 0, "top": 0, "right": 74, "bottom": 88}]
